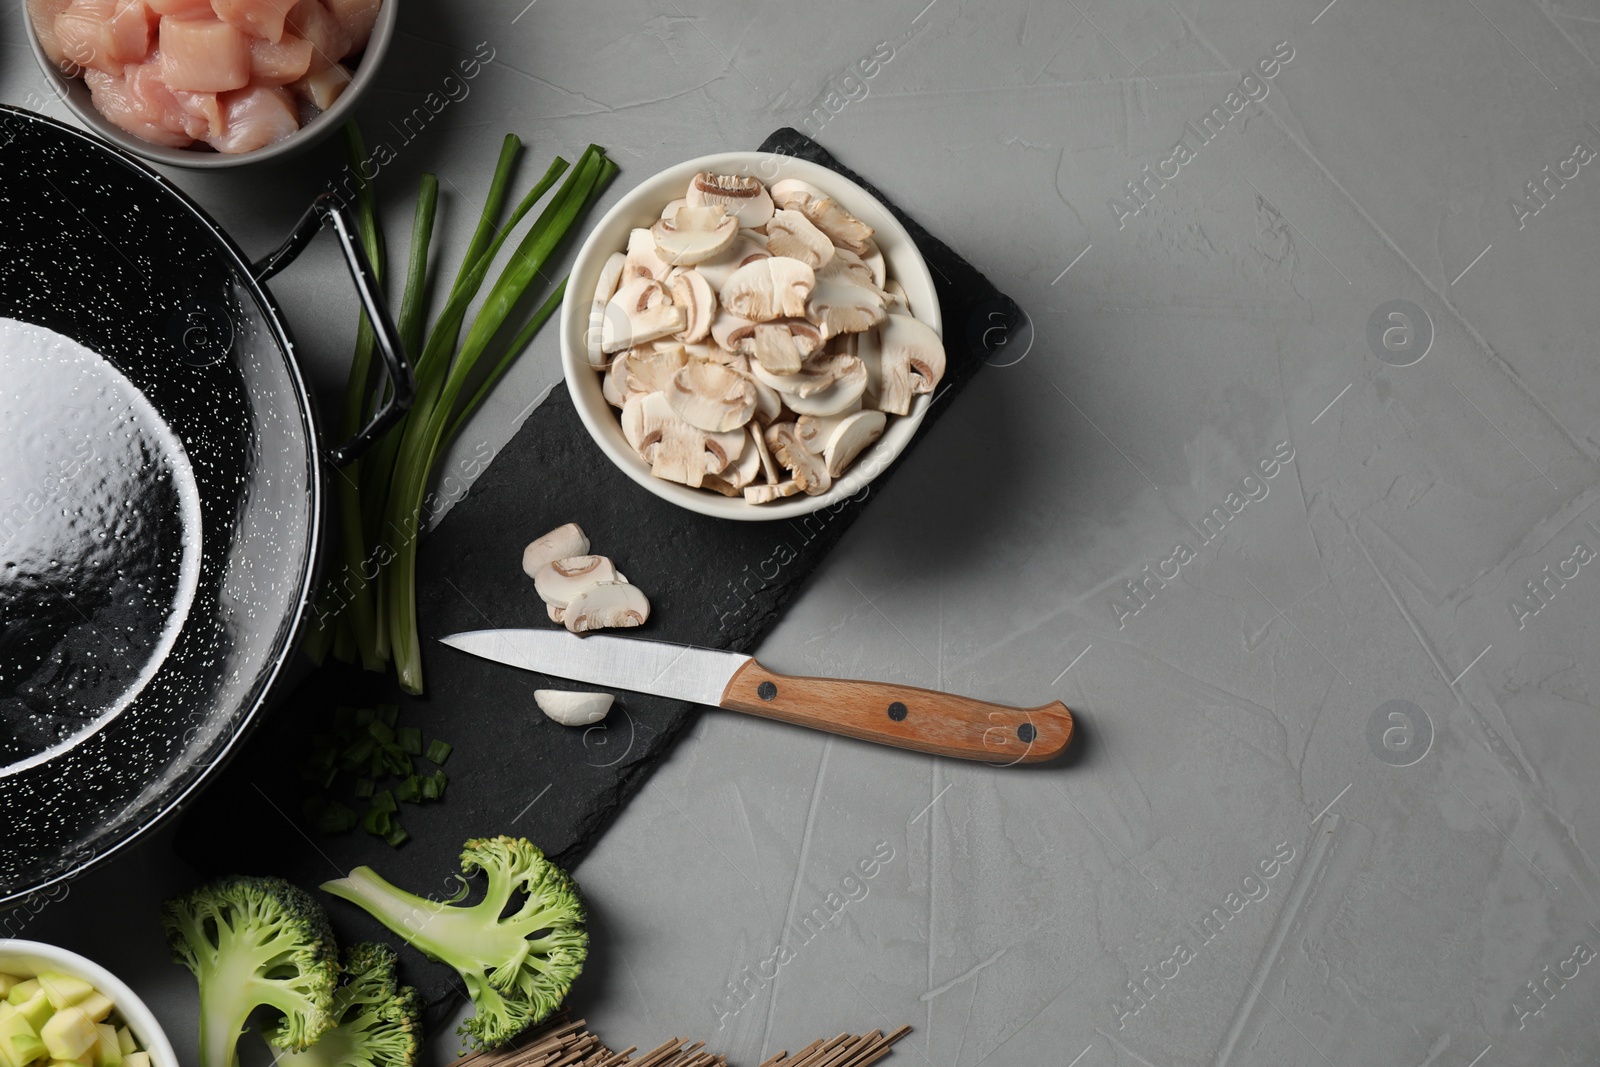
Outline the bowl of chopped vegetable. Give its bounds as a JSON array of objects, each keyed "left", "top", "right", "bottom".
[
  {"left": 561, "top": 151, "right": 945, "bottom": 521},
  {"left": 0, "top": 940, "right": 178, "bottom": 1067},
  {"left": 21, "top": 0, "right": 399, "bottom": 167}
]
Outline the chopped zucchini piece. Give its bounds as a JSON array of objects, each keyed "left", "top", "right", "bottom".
[
  {"left": 0, "top": 1012, "right": 46, "bottom": 1067},
  {"left": 123, "top": 1054, "right": 148, "bottom": 1067},
  {"left": 92, "top": 1024, "right": 121, "bottom": 1067},
  {"left": 75, "top": 995, "right": 112, "bottom": 1025},
  {"left": 14, "top": 995, "right": 51, "bottom": 1033},
  {"left": 5, "top": 982, "right": 39, "bottom": 1008},
  {"left": 38, "top": 973, "right": 94, "bottom": 1011},
  {"left": 0, "top": 979, "right": 19, "bottom": 999},
  {"left": 41, "top": 1007, "right": 97, "bottom": 1062},
  {"left": 113, "top": 1029, "right": 134, "bottom": 1057}
]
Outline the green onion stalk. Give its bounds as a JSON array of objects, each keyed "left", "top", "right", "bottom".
[{"left": 310, "top": 127, "right": 616, "bottom": 694}]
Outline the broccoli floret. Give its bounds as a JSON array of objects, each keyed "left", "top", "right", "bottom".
[
  {"left": 272, "top": 944, "right": 422, "bottom": 1067},
  {"left": 162, "top": 875, "right": 340, "bottom": 1067},
  {"left": 321, "top": 836, "right": 587, "bottom": 1049}
]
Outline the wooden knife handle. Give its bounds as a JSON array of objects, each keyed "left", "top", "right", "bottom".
[{"left": 721, "top": 659, "right": 1074, "bottom": 764}]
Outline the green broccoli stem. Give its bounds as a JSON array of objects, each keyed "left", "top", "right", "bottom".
[
  {"left": 322, "top": 867, "right": 551, "bottom": 970},
  {"left": 198, "top": 981, "right": 252, "bottom": 1067}
]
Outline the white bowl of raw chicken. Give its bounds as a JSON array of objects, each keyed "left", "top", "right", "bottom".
[
  {"left": 23, "top": 0, "right": 395, "bottom": 167},
  {"left": 561, "top": 152, "right": 946, "bottom": 521}
]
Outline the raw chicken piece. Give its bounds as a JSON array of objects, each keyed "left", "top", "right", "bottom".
[
  {"left": 26, "top": 0, "right": 74, "bottom": 70},
  {"left": 158, "top": 16, "right": 250, "bottom": 91},
  {"left": 125, "top": 57, "right": 219, "bottom": 138},
  {"left": 206, "top": 84, "right": 297, "bottom": 153},
  {"left": 212, "top": 0, "right": 297, "bottom": 43},
  {"left": 284, "top": 0, "right": 349, "bottom": 72},
  {"left": 84, "top": 68, "right": 194, "bottom": 146},
  {"left": 324, "top": 0, "right": 379, "bottom": 53},
  {"left": 55, "top": 0, "right": 152, "bottom": 75},
  {"left": 147, "top": 0, "right": 213, "bottom": 13},
  {"left": 290, "top": 62, "right": 349, "bottom": 109},
  {"left": 248, "top": 34, "right": 312, "bottom": 85}
]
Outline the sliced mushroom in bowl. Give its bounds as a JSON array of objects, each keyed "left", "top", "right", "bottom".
[{"left": 561, "top": 153, "right": 943, "bottom": 520}]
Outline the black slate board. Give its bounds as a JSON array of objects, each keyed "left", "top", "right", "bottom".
[{"left": 174, "top": 129, "right": 1022, "bottom": 1020}]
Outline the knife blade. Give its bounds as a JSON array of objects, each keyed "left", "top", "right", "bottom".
[{"left": 439, "top": 629, "right": 1073, "bottom": 764}]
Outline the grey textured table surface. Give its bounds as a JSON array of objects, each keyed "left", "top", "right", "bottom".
[{"left": 8, "top": 0, "right": 1600, "bottom": 1064}]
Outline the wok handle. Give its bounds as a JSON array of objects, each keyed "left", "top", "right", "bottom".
[{"left": 251, "top": 192, "right": 414, "bottom": 468}]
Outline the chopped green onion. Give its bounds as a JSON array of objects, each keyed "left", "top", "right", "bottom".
[
  {"left": 371, "top": 789, "right": 397, "bottom": 814},
  {"left": 425, "top": 740, "right": 453, "bottom": 765},
  {"left": 368, "top": 720, "right": 394, "bottom": 744},
  {"left": 314, "top": 802, "right": 358, "bottom": 834},
  {"left": 353, "top": 777, "right": 375, "bottom": 798},
  {"left": 397, "top": 726, "right": 422, "bottom": 756},
  {"left": 383, "top": 824, "right": 410, "bottom": 848},
  {"left": 396, "top": 775, "right": 421, "bottom": 803},
  {"left": 361, "top": 806, "right": 391, "bottom": 836},
  {"left": 340, "top": 735, "right": 376, "bottom": 768},
  {"left": 377, "top": 704, "right": 400, "bottom": 727}
]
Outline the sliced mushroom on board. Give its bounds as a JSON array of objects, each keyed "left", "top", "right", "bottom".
[{"left": 522, "top": 523, "right": 590, "bottom": 578}]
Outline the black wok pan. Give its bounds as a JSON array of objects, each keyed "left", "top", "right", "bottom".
[{"left": 0, "top": 105, "right": 411, "bottom": 905}]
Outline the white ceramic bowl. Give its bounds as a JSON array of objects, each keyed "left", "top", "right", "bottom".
[
  {"left": 20, "top": 1, "right": 398, "bottom": 169},
  {"left": 560, "top": 151, "right": 942, "bottom": 521},
  {"left": 0, "top": 940, "right": 178, "bottom": 1067}
]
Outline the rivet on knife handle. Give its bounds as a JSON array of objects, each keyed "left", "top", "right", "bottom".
[{"left": 720, "top": 660, "right": 1074, "bottom": 764}]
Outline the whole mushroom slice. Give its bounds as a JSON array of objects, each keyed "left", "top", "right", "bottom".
[
  {"left": 696, "top": 233, "right": 771, "bottom": 291},
  {"left": 770, "top": 178, "right": 875, "bottom": 255},
  {"left": 625, "top": 227, "right": 673, "bottom": 282},
  {"left": 822, "top": 409, "right": 887, "bottom": 476},
  {"left": 534, "top": 555, "right": 625, "bottom": 607},
  {"left": 685, "top": 171, "right": 776, "bottom": 229},
  {"left": 795, "top": 400, "right": 864, "bottom": 452},
  {"left": 621, "top": 392, "right": 742, "bottom": 487},
  {"left": 668, "top": 269, "right": 716, "bottom": 343},
  {"left": 665, "top": 358, "right": 758, "bottom": 433},
  {"left": 660, "top": 197, "right": 686, "bottom": 220},
  {"left": 535, "top": 690, "right": 613, "bottom": 726},
  {"left": 720, "top": 257, "right": 815, "bottom": 322},
  {"left": 765, "top": 209, "right": 835, "bottom": 270},
  {"left": 522, "top": 523, "right": 589, "bottom": 578},
  {"left": 765, "top": 422, "right": 833, "bottom": 496},
  {"left": 652, "top": 204, "right": 739, "bottom": 267},
  {"left": 875, "top": 313, "right": 947, "bottom": 415},
  {"left": 745, "top": 480, "right": 802, "bottom": 504},
  {"left": 807, "top": 277, "right": 888, "bottom": 337},
  {"left": 713, "top": 313, "right": 825, "bottom": 376},
  {"left": 586, "top": 252, "right": 628, "bottom": 369},
  {"left": 564, "top": 581, "right": 651, "bottom": 634},
  {"left": 602, "top": 279, "right": 686, "bottom": 354}
]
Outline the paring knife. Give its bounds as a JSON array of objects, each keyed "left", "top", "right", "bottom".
[{"left": 439, "top": 629, "right": 1073, "bottom": 764}]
